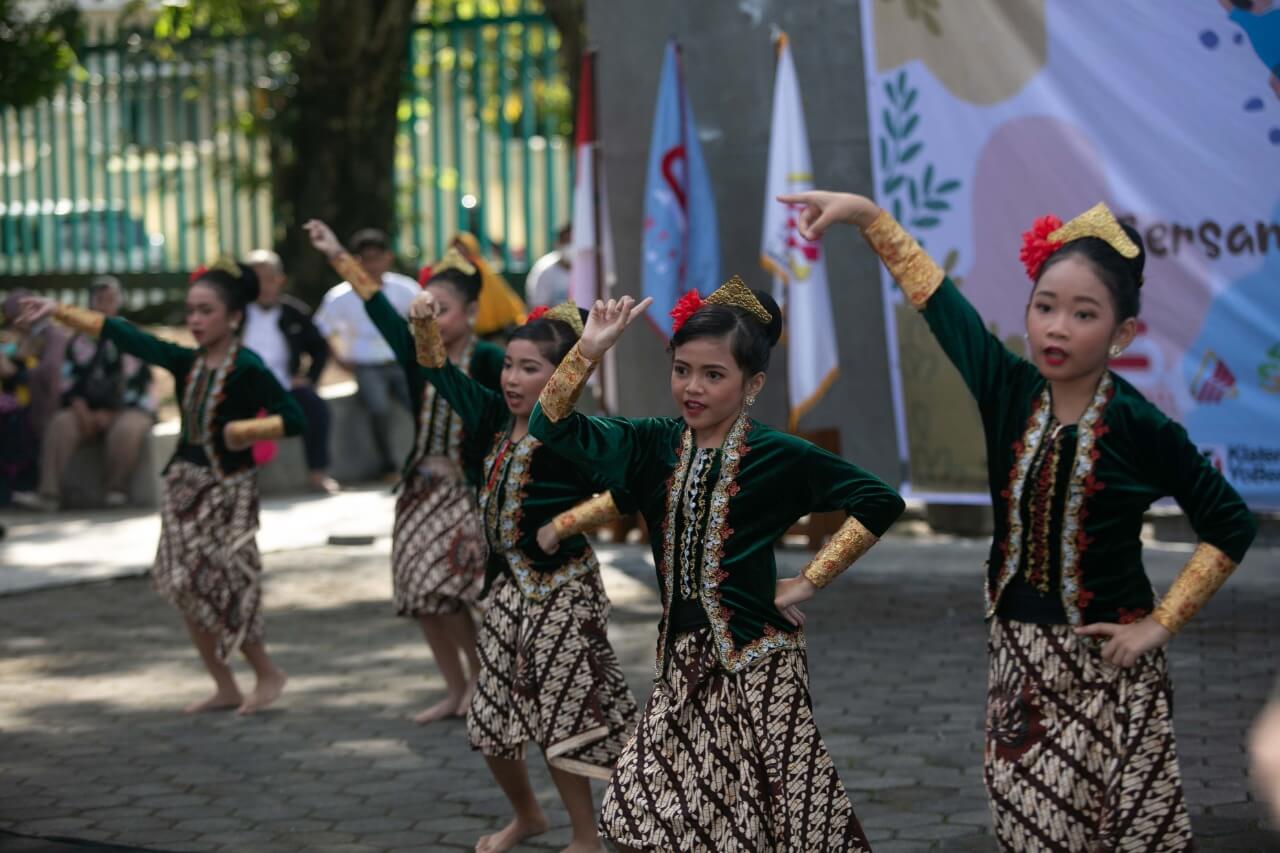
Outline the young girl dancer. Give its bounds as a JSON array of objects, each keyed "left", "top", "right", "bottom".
[
  {"left": 310, "top": 225, "right": 637, "bottom": 853},
  {"left": 21, "top": 260, "right": 306, "bottom": 716},
  {"left": 305, "top": 221, "right": 501, "bottom": 725},
  {"left": 528, "top": 278, "right": 906, "bottom": 852},
  {"left": 781, "top": 190, "right": 1259, "bottom": 851}
]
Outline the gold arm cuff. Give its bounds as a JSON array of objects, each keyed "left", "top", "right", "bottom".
[
  {"left": 552, "top": 492, "right": 622, "bottom": 539},
  {"left": 225, "top": 414, "right": 286, "bottom": 445},
  {"left": 411, "top": 315, "right": 446, "bottom": 368},
  {"left": 53, "top": 304, "right": 106, "bottom": 337},
  {"left": 802, "top": 516, "right": 879, "bottom": 588},
  {"left": 331, "top": 252, "right": 381, "bottom": 301},
  {"left": 861, "top": 209, "right": 945, "bottom": 308},
  {"left": 538, "top": 341, "right": 596, "bottom": 422},
  {"left": 1151, "top": 542, "right": 1238, "bottom": 634}
]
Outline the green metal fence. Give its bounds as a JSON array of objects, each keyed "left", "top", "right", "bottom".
[
  {"left": 397, "top": 6, "right": 572, "bottom": 271},
  {"left": 0, "top": 29, "right": 274, "bottom": 293},
  {"left": 0, "top": 4, "right": 571, "bottom": 299}
]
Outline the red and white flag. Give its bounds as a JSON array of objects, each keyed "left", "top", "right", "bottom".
[{"left": 567, "top": 51, "right": 618, "bottom": 411}]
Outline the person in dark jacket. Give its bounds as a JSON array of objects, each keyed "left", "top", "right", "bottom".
[{"left": 245, "top": 249, "right": 337, "bottom": 494}]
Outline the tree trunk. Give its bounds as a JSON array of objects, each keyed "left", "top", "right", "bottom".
[{"left": 273, "top": 0, "right": 417, "bottom": 306}]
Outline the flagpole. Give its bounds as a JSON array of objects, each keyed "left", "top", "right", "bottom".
[
  {"left": 586, "top": 48, "right": 613, "bottom": 414},
  {"left": 771, "top": 31, "right": 796, "bottom": 433}
]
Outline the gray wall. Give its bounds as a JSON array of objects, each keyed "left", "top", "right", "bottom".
[{"left": 586, "top": 0, "right": 902, "bottom": 484}]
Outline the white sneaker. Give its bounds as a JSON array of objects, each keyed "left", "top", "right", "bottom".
[
  {"left": 11, "top": 491, "right": 57, "bottom": 512},
  {"left": 104, "top": 491, "right": 129, "bottom": 508}
]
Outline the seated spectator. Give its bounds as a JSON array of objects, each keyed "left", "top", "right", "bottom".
[
  {"left": 13, "top": 277, "right": 154, "bottom": 510},
  {"left": 0, "top": 307, "right": 39, "bottom": 506},
  {"left": 244, "top": 249, "right": 338, "bottom": 494},
  {"left": 314, "top": 228, "right": 419, "bottom": 480},
  {"left": 2, "top": 289, "right": 66, "bottom": 438}
]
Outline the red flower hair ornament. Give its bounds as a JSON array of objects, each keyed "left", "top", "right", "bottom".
[
  {"left": 1019, "top": 215, "right": 1063, "bottom": 281},
  {"left": 669, "top": 290, "right": 704, "bottom": 333},
  {"left": 526, "top": 305, "right": 551, "bottom": 322}
]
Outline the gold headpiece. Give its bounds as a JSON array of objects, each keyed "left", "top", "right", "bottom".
[
  {"left": 1048, "top": 203, "right": 1140, "bottom": 260},
  {"left": 704, "top": 275, "right": 773, "bottom": 325},
  {"left": 432, "top": 247, "right": 477, "bottom": 277},
  {"left": 540, "top": 301, "right": 585, "bottom": 337},
  {"left": 212, "top": 255, "right": 242, "bottom": 276}
]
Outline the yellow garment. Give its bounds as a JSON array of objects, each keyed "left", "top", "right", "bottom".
[{"left": 455, "top": 232, "right": 527, "bottom": 335}]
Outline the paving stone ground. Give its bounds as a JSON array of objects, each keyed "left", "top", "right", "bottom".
[{"left": 1, "top": 534, "right": 1277, "bottom": 852}]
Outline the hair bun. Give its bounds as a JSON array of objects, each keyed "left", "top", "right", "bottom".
[
  {"left": 232, "top": 261, "right": 261, "bottom": 306},
  {"left": 1119, "top": 222, "right": 1146, "bottom": 287},
  {"left": 753, "top": 289, "right": 783, "bottom": 348}
]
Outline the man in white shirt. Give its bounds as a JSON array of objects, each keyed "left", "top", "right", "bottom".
[
  {"left": 244, "top": 249, "right": 337, "bottom": 494},
  {"left": 313, "top": 228, "right": 419, "bottom": 479},
  {"left": 525, "top": 224, "right": 573, "bottom": 307}
]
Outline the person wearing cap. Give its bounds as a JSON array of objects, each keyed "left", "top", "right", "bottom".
[
  {"left": 13, "top": 276, "right": 153, "bottom": 511},
  {"left": 243, "top": 249, "right": 338, "bottom": 494},
  {"left": 313, "top": 228, "right": 420, "bottom": 480}
]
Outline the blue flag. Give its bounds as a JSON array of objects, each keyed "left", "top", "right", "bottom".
[{"left": 641, "top": 39, "right": 721, "bottom": 338}]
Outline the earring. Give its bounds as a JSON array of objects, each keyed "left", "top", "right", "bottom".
[
  {"left": 745, "top": 394, "right": 757, "bottom": 408},
  {"left": 1109, "top": 345, "right": 1122, "bottom": 358}
]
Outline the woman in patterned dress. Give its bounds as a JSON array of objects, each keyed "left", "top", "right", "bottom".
[
  {"left": 782, "top": 190, "right": 1259, "bottom": 852},
  {"left": 305, "top": 221, "right": 502, "bottom": 725},
  {"left": 20, "top": 262, "right": 306, "bottom": 716},
  {"left": 528, "top": 280, "right": 906, "bottom": 852}
]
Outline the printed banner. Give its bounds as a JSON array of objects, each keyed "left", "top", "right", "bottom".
[{"left": 861, "top": 0, "right": 1280, "bottom": 508}]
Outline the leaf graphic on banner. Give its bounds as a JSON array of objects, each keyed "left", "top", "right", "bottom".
[{"left": 875, "top": 68, "right": 961, "bottom": 235}]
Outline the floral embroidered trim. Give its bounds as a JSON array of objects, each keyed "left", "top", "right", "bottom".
[
  {"left": 53, "top": 304, "right": 105, "bottom": 337},
  {"left": 331, "top": 252, "right": 381, "bottom": 300},
  {"left": 1151, "top": 542, "right": 1238, "bottom": 633},
  {"left": 801, "top": 516, "right": 878, "bottom": 588},
  {"left": 1025, "top": 421, "right": 1063, "bottom": 592},
  {"left": 861, "top": 209, "right": 945, "bottom": 308},
  {"left": 989, "top": 395, "right": 1052, "bottom": 617},
  {"left": 181, "top": 340, "right": 238, "bottom": 480},
  {"left": 509, "top": 549, "right": 599, "bottom": 603},
  {"left": 654, "top": 413, "right": 804, "bottom": 676},
  {"left": 537, "top": 342, "right": 596, "bottom": 422},
  {"left": 1057, "top": 374, "right": 1113, "bottom": 622},
  {"left": 411, "top": 315, "right": 447, "bottom": 368},
  {"left": 988, "top": 375, "right": 1113, "bottom": 622},
  {"left": 552, "top": 492, "right": 621, "bottom": 540},
  {"left": 654, "top": 429, "right": 692, "bottom": 674},
  {"left": 476, "top": 430, "right": 593, "bottom": 602},
  {"left": 224, "top": 414, "right": 285, "bottom": 445}
]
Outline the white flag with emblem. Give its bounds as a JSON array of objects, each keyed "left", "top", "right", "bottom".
[{"left": 761, "top": 35, "right": 839, "bottom": 430}]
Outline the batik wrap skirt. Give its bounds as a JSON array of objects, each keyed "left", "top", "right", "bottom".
[{"left": 392, "top": 469, "right": 486, "bottom": 616}]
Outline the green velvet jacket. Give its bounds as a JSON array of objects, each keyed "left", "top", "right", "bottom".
[
  {"left": 102, "top": 318, "right": 306, "bottom": 479},
  {"left": 364, "top": 292, "right": 503, "bottom": 487},
  {"left": 417, "top": 356, "right": 627, "bottom": 601},
  {"left": 528, "top": 406, "right": 905, "bottom": 674},
  {"left": 921, "top": 277, "right": 1257, "bottom": 625}
]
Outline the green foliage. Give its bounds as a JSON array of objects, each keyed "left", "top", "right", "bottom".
[
  {"left": 877, "top": 70, "right": 960, "bottom": 237},
  {"left": 0, "top": 0, "right": 84, "bottom": 109}
]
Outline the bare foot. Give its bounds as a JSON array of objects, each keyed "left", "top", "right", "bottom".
[
  {"left": 184, "top": 689, "right": 242, "bottom": 714},
  {"left": 475, "top": 813, "right": 550, "bottom": 853},
  {"left": 413, "top": 695, "right": 464, "bottom": 725},
  {"left": 237, "top": 668, "right": 287, "bottom": 716}
]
